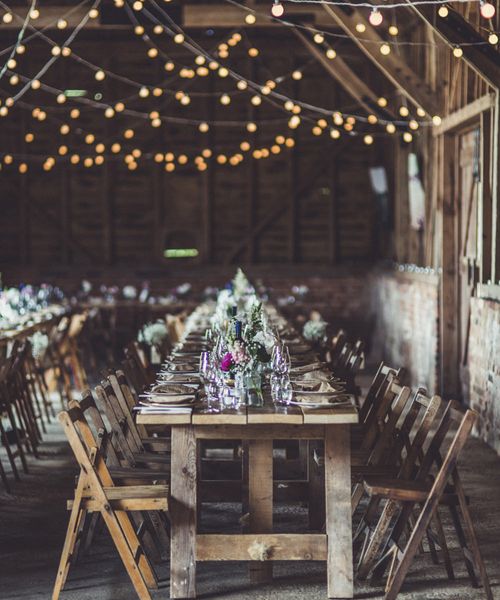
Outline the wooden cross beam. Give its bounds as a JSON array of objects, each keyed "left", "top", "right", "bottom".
[
  {"left": 294, "top": 29, "right": 398, "bottom": 120},
  {"left": 321, "top": 4, "right": 442, "bottom": 116},
  {"left": 403, "top": 2, "right": 500, "bottom": 90}
]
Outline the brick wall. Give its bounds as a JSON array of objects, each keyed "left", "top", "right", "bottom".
[
  {"left": 467, "top": 298, "right": 500, "bottom": 454},
  {"left": 370, "top": 270, "right": 440, "bottom": 395}
]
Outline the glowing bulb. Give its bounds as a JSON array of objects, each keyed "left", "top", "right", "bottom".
[
  {"left": 368, "top": 115, "right": 378, "bottom": 124},
  {"left": 174, "top": 33, "right": 185, "bottom": 44},
  {"left": 288, "top": 115, "right": 301, "bottom": 129},
  {"left": 363, "top": 134, "right": 374, "bottom": 145},
  {"left": 111, "top": 143, "right": 121, "bottom": 153},
  {"left": 314, "top": 33, "right": 325, "bottom": 44},
  {"left": 432, "top": 115, "right": 442, "bottom": 126},
  {"left": 326, "top": 48, "right": 337, "bottom": 59},
  {"left": 58, "top": 145, "right": 68, "bottom": 156},
  {"left": 95, "top": 156, "right": 104, "bottom": 166},
  {"left": 271, "top": 1, "right": 284, "bottom": 18},
  {"left": 19, "top": 163, "right": 28, "bottom": 174},
  {"left": 164, "top": 61, "right": 175, "bottom": 71},
  {"left": 62, "top": 47, "right": 72, "bottom": 57},
  {"left": 438, "top": 5, "right": 449, "bottom": 17},
  {"left": 105, "top": 107, "right": 115, "bottom": 118},
  {"left": 16, "top": 45, "right": 25, "bottom": 54},
  {"left": 31, "top": 79, "right": 41, "bottom": 90},
  {"left": 30, "top": 8, "right": 39, "bottom": 19},
  {"left": 70, "top": 109, "right": 80, "bottom": 119},
  {"left": 7, "top": 59, "right": 16, "bottom": 69},
  {"left": 178, "top": 154, "right": 188, "bottom": 165},
  {"left": 480, "top": 0, "right": 495, "bottom": 19},
  {"left": 388, "top": 25, "right": 399, "bottom": 35},
  {"left": 199, "top": 122, "right": 209, "bottom": 133},
  {"left": 217, "top": 154, "right": 227, "bottom": 164},
  {"left": 202, "top": 149, "right": 211, "bottom": 158},
  {"left": 139, "top": 86, "right": 150, "bottom": 98},
  {"left": 57, "top": 93, "right": 66, "bottom": 104},
  {"left": 409, "top": 119, "right": 419, "bottom": 130},
  {"left": 154, "top": 25, "right": 162, "bottom": 34},
  {"left": 60, "top": 124, "right": 70, "bottom": 135},
  {"left": 218, "top": 67, "right": 229, "bottom": 78},
  {"left": 237, "top": 80, "right": 248, "bottom": 90},
  {"left": 57, "top": 18, "right": 67, "bottom": 29},
  {"left": 489, "top": 33, "right": 499, "bottom": 44},
  {"left": 96, "top": 143, "right": 105, "bottom": 153},
  {"left": 220, "top": 94, "right": 231, "bottom": 105},
  {"left": 417, "top": 107, "right": 426, "bottom": 117},
  {"left": 355, "top": 23, "right": 366, "bottom": 33},
  {"left": 95, "top": 70, "right": 106, "bottom": 81},
  {"left": 85, "top": 134, "right": 95, "bottom": 144},
  {"left": 180, "top": 94, "right": 191, "bottom": 105},
  {"left": 330, "top": 129, "right": 340, "bottom": 139},
  {"left": 377, "top": 97, "right": 388, "bottom": 107},
  {"left": 312, "top": 126, "right": 322, "bottom": 136},
  {"left": 51, "top": 46, "right": 61, "bottom": 56},
  {"left": 453, "top": 46, "right": 463, "bottom": 58},
  {"left": 240, "top": 141, "right": 251, "bottom": 151},
  {"left": 247, "top": 122, "right": 257, "bottom": 132},
  {"left": 292, "top": 70, "right": 303, "bottom": 81},
  {"left": 2, "top": 12, "right": 13, "bottom": 23},
  {"left": 380, "top": 44, "right": 391, "bottom": 55},
  {"left": 285, "top": 138, "right": 295, "bottom": 148},
  {"left": 148, "top": 48, "right": 158, "bottom": 58},
  {"left": 245, "top": 13, "right": 256, "bottom": 24},
  {"left": 403, "top": 132, "right": 413, "bottom": 143},
  {"left": 9, "top": 75, "right": 19, "bottom": 86},
  {"left": 25, "top": 133, "right": 34, "bottom": 143},
  {"left": 115, "top": 102, "right": 125, "bottom": 112},
  {"left": 276, "top": 135, "right": 285, "bottom": 144},
  {"left": 369, "top": 8, "right": 383, "bottom": 26},
  {"left": 135, "top": 25, "right": 145, "bottom": 35},
  {"left": 248, "top": 47, "right": 259, "bottom": 57},
  {"left": 70, "top": 155, "right": 80, "bottom": 165},
  {"left": 399, "top": 105, "right": 410, "bottom": 117},
  {"left": 89, "top": 8, "right": 99, "bottom": 18},
  {"left": 124, "top": 129, "right": 134, "bottom": 139},
  {"left": 251, "top": 95, "right": 262, "bottom": 106}
]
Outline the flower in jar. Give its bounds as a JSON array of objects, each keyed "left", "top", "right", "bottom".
[
  {"left": 221, "top": 352, "right": 235, "bottom": 372},
  {"left": 232, "top": 340, "right": 250, "bottom": 366}
]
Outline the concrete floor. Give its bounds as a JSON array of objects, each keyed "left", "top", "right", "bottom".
[{"left": 1, "top": 420, "right": 500, "bottom": 600}]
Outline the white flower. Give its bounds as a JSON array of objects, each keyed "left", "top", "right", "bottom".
[
  {"left": 303, "top": 319, "right": 327, "bottom": 342},
  {"left": 30, "top": 331, "right": 49, "bottom": 359},
  {"left": 122, "top": 285, "right": 137, "bottom": 299},
  {"left": 253, "top": 330, "right": 276, "bottom": 353},
  {"left": 138, "top": 321, "right": 168, "bottom": 347}
]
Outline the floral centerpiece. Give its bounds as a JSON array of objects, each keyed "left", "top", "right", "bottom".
[{"left": 302, "top": 318, "right": 328, "bottom": 343}]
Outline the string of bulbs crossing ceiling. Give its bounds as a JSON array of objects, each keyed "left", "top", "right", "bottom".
[{"left": 0, "top": 0, "right": 498, "bottom": 174}]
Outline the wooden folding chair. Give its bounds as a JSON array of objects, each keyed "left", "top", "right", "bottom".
[
  {"left": 124, "top": 341, "right": 155, "bottom": 392},
  {"left": 53, "top": 406, "right": 169, "bottom": 600},
  {"left": 360, "top": 402, "right": 492, "bottom": 600}
]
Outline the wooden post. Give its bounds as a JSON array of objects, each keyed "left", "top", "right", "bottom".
[
  {"left": 170, "top": 425, "right": 197, "bottom": 598},
  {"left": 440, "top": 133, "right": 459, "bottom": 397},
  {"left": 479, "top": 109, "right": 492, "bottom": 284},
  {"left": 491, "top": 93, "right": 500, "bottom": 284},
  {"left": 325, "top": 425, "right": 353, "bottom": 598},
  {"left": 248, "top": 438, "right": 273, "bottom": 583}
]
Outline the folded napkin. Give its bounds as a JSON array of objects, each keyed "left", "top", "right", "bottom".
[
  {"left": 150, "top": 383, "right": 196, "bottom": 395},
  {"left": 293, "top": 380, "right": 337, "bottom": 393},
  {"left": 290, "top": 362, "right": 325, "bottom": 375}
]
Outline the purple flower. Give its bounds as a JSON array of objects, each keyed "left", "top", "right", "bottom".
[{"left": 221, "top": 352, "right": 234, "bottom": 372}]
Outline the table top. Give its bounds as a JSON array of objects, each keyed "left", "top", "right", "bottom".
[{"left": 136, "top": 400, "right": 358, "bottom": 426}]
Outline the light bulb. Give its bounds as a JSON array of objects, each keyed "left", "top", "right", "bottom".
[
  {"left": 251, "top": 95, "right": 262, "bottom": 106},
  {"left": 60, "top": 124, "right": 70, "bottom": 135},
  {"left": 111, "top": 143, "right": 121, "bottom": 153},
  {"left": 220, "top": 94, "right": 231, "bottom": 105},
  {"left": 355, "top": 23, "right": 366, "bottom": 33},
  {"left": 312, "top": 126, "right": 322, "bottom": 136},
  {"left": 57, "top": 19, "right": 67, "bottom": 29},
  {"left": 248, "top": 47, "right": 259, "bottom": 57},
  {"left": 314, "top": 33, "right": 325, "bottom": 44},
  {"left": 57, "top": 93, "right": 66, "bottom": 104},
  {"left": 363, "top": 134, "right": 374, "bottom": 145},
  {"left": 95, "top": 70, "right": 106, "bottom": 81},
  {"left": 453, "top": 46, "right": 463, "bottom": 58},
  {"left": 326, "top": 48, "right": 337, "bottom": 59},
  {"left": 368, "top": 114, "right": 378, "bottom": 124},
  {"left": 432, "top": 115, "right": 442, "bottom": 126},
  {"left": 240, "top": 141, "right": 251, "bottom": 151},
  {"left": 417, "top": 107, "right": 426, "bottom": 117},
  {"left": 25, "top": 133, "right": 34, "bottom": 143},
  {"left": 292, "top": 70, "right": 303, "bottom": 80},
  {"left": 388, "top": 25, "right": 398, "bottom": 36},
  {"left": 237, "top": 80, "right": 248, "bottom": 90},
  {"left": 199, "top": 122, "right": 209, "bottom": 133},
  {"left": 380, "top": 44, "right": 391, "bottom": 55},
  {"left": 377, "top": 97, "right": 387, "bottom": 107},
  {"left": 247, "top": 122, "right": 257, "bottom": 132},
  {"left": 489, "top": 33, "right": 499, "bottom": 45},
  {"left": 480, "top": 1, "right": 495, "bottom": 19},
  {"left": 174, "top": 33, "right": 185, "bottom": 44},
  {"left": 399, "top": 105, "right": 410, "bottom": 117},
  {"left": 31, "top": 79, "right": 41, "bottom": 90},
  {"left": 386, "top": 123, "right": 396, "bottom": 134},
  {"left": 2, "top": 12, "right": 13, "bottom": 23},
  {"left": 403, "top": 132, "right": 413, "bottom": 143},
  {"left": 271, "top": 0, "right": 284, "bottom": 18},
  {"left": 438, "top": 5, "right": 449, "bottom": 17},
  {"left": 369, "top": 8, "right": 383, "bottom": 26},
  {"left": 148, "top": 48, "right": 158, "bottom": 58},
  {"left": 276, "top": 135, "right": 285, "bottom": 144},
  {"left": 245, "top": 13, "right": 256, "bottom": 24}
]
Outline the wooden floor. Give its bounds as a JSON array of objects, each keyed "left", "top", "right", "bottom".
[{"left": 1, "top": 420, "right": 500, "bottom": 600}]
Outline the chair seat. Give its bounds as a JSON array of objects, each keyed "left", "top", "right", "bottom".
[
  {"left": 110, "top": 466, "right": 170, "bottom": 480},
  {"left": 68, "top": 484, "right": 169, "bottom": 511}
]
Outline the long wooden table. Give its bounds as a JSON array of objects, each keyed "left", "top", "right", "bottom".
[{"left": 137, "top": 401, "right": 358, "bottom": 599}]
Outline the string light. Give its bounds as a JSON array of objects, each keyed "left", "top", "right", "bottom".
[
  {"left": 245, "top": 13, "right": 256, "bottom": 24},
  {"left": 271, "top": 0, "right": 285, "bottom": 17},
  {"left": 388, "top": 25, "right": 399, "bottom": 35},
  {"left": 403, "top": 132, "right": 413, "bottom": 143},
  {"left": 386, "top": 123, "right": 396, "bottom": 133},
  {"left": 438, "top": 5, "right": 449, "bottom": 16},
  {"left": 453, "top": 46, "right": 463, "bottom": 57},
  {"left": 369, "top": 8, "right": 383, "bottom": 26},
  {"left": 488, "top": 33, "right": 499, "bottom": 44},
  {"left": 480, "top": 0, "right": 495, "bottom": 19},
  {"left": 326, "top": 48, "right": 337, "bottom": 59},
  {"left": 380, "top": 43, "right": 391, "bottom": 55},
  {"left": 363, "top": 134, "right": 374, "bottom": 145}
]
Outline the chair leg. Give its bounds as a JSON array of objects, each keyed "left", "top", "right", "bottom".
[
  {"left": 0, "top": 457, "right": 10, "bottom": 493},
  {"left": 0, "top": 418, "right": 20, "bottom": 480},
  {"left": 433, "top": 509, "right": 455, "bottom": 581},
  {"left": 52, "top": 482, "right": 87, "bottom": 599},
  {"left": 100, "top": 509, "right": 153, "bottom": 600}
]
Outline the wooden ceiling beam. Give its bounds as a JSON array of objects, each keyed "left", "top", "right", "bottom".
[
  {"left": 321, "top": 4, "right": 442, "bottom": 116},
  {"left": 294, "top": 28, "right": 398, "bottom": 119},
  {"left": 403, "top": 2, "right": 500, "bottom": 90}
]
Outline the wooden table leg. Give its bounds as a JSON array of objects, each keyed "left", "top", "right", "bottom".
[
  {"left": 170, "top": 425, "right": 197, "bottom": 598},
  {"left": 248, "top": 438, "right": 273, "bottom": 583},
  {"left": 325, "top": 425, "right": 353, "bottom": 598},
  {"left": 308, "top": 440, "right": 325, "bottom": 531}
]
